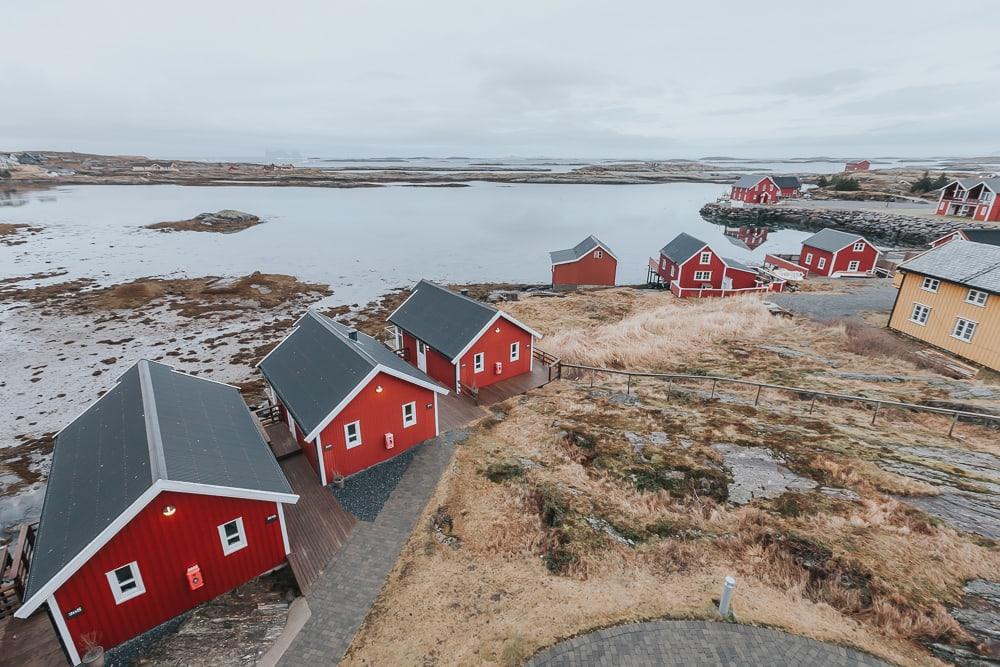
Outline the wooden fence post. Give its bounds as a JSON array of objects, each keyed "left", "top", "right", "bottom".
[
  {"left": 626, "top": 375, "right": 632, "bottom": 396},
  {"left": 871, "top": 401, "right": 881, "bottom": 425},
  {"left": 809, "top": 394, "right": 817, "bottom": 414},
  {"left": 948, "top": 412, "right": 959, "bottom": 438},
  {"left": 754, "top": 385, "right": 762, "bottom": 407},
  {"left": 710, "top": 379, "right": 717, "bottom": 400}
]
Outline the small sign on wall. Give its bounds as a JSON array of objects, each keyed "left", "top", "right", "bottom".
[
  {"left": 66, "top": 606, "right": 84, "bottom": 619},
  {"left": 266, "top": 514, "right": 278, "bottom": 524}
]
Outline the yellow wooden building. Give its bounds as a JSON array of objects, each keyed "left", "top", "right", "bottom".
[{"left": 889, "top": 239, "right": 1000, "bottom": 371}]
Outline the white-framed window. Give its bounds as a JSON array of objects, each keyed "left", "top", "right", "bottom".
[
  {"left": 473, "top": 352, "right": 485, "bottom": 373},
  {"left": 921, "top": 277, "right": 940, "bottom": 293},
  {"left": 218, "top": 517, "right": 247, "bottom": 556},
  {"left": 852, "top": 241, "right": 865, "bottom": 251},
  {"left": 660, "top": 257, "right": 666, "bottom": 269},
  {"left": 416, "top": 340, "right": 426, "bottom": 354},
  {"left": 106, "top": 561, "right": 145, "bottom": 605},
  {"left": 594, "top": 250, "right": 603, "bottom": 259},
  {"left": 670, "top": 265, "right": 675, "bottom": 278},
  {"left": 694, "top": 270, "right": 712, "bottom": 281},
  {"left": 402, "top": 401, "right": 416, "bottom": 428},
  {"left": 510, "top": 341, "right": 520, "bottom": 362},
  {"left": 817, "top": 257, "right": 827, "bottom": 270},
  {"left": 699, "top": 251, "right": 712, "bottom": 264},
  {"left": 953, "top": 318, "right": 977, "bottom": 342},
  {"left": 966, "top": 289, "right": 988, "bottom": 307},
  {"left": 344, "top": 420, "right": 362, "bottom": 448},
  {"left": 847, "top": 260, "right": 860, "bottom": 272},
  {"left": 910, "top": 303, "right": 931, "bottom": 326},
  {"left": 804, "top": 252, "right": 813, "bottom": 264}
]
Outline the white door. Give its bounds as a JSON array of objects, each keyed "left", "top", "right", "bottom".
[
  {"left": 722, "top": 276, "right": 733, "bottom": 290},
  {"left": 848, "top": 260, "right": 860, "bottom": 272},
  {"left": 416, "top": 340, "right": 427, "bottom": 372}
]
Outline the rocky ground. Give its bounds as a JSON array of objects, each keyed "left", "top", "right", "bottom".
[{"left": 144, "top": 209, "right": 262, "bottom": 234}]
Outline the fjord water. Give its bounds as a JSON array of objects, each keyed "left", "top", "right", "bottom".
[{"left": 1, "top": 183, "right": 816, "bottom": 304}]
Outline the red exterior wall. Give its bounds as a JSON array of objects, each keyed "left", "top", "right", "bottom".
[
  {"left": 677, "top": 250, "right": 726, "bottom": 289},
  {"left": 846, "top": 160, "right": 870, "bottom": 171},
  {"left": 317, "top": 371, "right": 437, "bottom": 478},
  {"left": 730, "top": 178, "right": 778, "bottom": 204},
  {"left": 53, "top": 491, "right": 286, "bottom": 654},
  {"left": 799, "top": 245, "right": 835, "bottom": 276},
  {"left": 726, "top": 267, "right": 759, "bottom": 289},
  {"left": 800, "top": 241, "right": 878, "bottom": 276},
  {"left": 457, "top": 318, "right": 533, "bottom": 393},
  {"left": 778, "top": 186, "right": 800, "bottom": 198},
  {"left": 400, "top": 331, "right": 455, "bottom": 390},
  {"left": 551, "top": 251, "right": 617, "bottom": 286}
]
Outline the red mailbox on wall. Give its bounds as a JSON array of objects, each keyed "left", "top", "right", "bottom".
[
  {"left": 186, "top": 565, "right": 204, "bottom": 590},
  {"left": 494, "top": 361, "right": 503, "bottom": 375},
  {"left": 384, "top": 432, "right": 394, "bottom": 450}
]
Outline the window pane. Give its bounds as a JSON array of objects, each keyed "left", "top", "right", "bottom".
[
  {"left": 115, "top": 566, "right": 133, "bottom": 584},
  {"left": 225, "top": 522, "right": 239, "bottom": 537}
]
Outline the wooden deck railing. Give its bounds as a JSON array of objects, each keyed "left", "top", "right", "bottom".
[
  {"left": 0, "top": 522, "right": 38, "bottom": 619},
  {"left": 254, "top": 403, "right": 282, "bottom": 426},
  {"left": 556, "top": 363, "right": 1000, "bottom": 438}
]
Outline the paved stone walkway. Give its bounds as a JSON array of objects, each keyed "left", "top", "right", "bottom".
[
  {"left": 277, "top": 431, "right": 463, "bottom": 665},
  {"left": 527, "top": 620, "right": 891, "bottom": 666}
]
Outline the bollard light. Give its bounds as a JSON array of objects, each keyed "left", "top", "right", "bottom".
[{"left": 719, "top": 576, "right": 736, "bottom": 617}]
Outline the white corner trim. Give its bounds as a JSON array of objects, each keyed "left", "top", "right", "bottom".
[
  {"left": 47, "top": 595, "right": 81, "bottom": 666},
  {"left": 433, "top": 393, "right": 440, "bottom": 436},
  {"left": 316, "top": 432, "right": 328, "bottom": 486},
  {"left": 277, "top": 502, "right": 291, "bottom": 556}
]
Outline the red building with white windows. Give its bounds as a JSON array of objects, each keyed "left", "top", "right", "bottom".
[
  {"left": 550, "top": 235, "right": 617, "bottom": 286},
  {"left": 730, "top": 175, "right": 801, "bottom": 204},
  {"left": 259, "top": 310, "right": 448, "bottom": 482},
  {"left": 15, "top": 361, "right": 298, "bottom": 663},
  {"left": 935, "top": 178, "right": 1000, "bottom": 222},
  {"left": 653, "top": 232, "right": 783, "bottom": 297},
  {"left": 845, "top": 160, "right": 871, "bottom": 172},
  {"left": 799, "top": 228, "right": 880, "bottom": 277},
  {"left": 389, "top": 280, "right": 542, "bottom": 395}
]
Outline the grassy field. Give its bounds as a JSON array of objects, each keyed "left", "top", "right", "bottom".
[{"left": 344, "top": 288, "right": 999, "bottom": 666}]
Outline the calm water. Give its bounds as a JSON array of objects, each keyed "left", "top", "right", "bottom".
[{"left": 1, "top": 183, "right": 816, "bottom": 305}]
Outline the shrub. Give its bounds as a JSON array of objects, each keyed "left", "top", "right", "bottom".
[
  {"left": 832, "top": 175, "right": 860, "bottom": 191},
  {"left": 485, "top": 460, "right": 524, "bottom": 483}
]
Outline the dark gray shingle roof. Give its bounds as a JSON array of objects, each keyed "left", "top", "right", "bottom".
[
  {"left": 388, "top": 280, "right": 499, "bottom": 360},
  {"left": 772, "top": 176, "right": 801, "bottom": 189},
  {"left": 801, "top": 228, "right": 865, "bottom": 253},
  {"left": 723, "top": 257, "right": 753, "bottom": 273},
  {"left": 259, "top": 310, "right": 442, "bottom": 437},
  {"left": 549, "top": 235, "right": 615, "bottom": 264},
  {"left": 660, "top": 232, "right": 709, "bottom": 264},
  {"left": 24, "top": 361, "right": 292, "bottom": 605},
  {"left": 960, "top": 228, "right": 1000, "bottom": 247},
  {"left": 899, "top": 240, "right": 1000, "bottom": 294}
]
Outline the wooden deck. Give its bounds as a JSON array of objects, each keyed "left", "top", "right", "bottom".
[
  {"left": 0, "top": 613, "right": 67, "bottom": 666},
  {"left": 265, "top": 422, "right": 301, "bottom": 459},
  {"left": 439, "top": 363, "right": 553, "bottom": 432},
  {"left": 279, "top": 454, "right": 356, "bottom": 595}
]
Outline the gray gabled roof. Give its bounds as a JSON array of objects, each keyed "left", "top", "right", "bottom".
[
  {"left": 801, "top": 228, "right": 867, "bottom": 253},
  {"left": 722, "top": 257, "right": 754, "bottom": 273},
  {"left": 959, "top": 228, "right": 1000, "bottom": 247},
  {"left": 660, "top": 232, "right": 709, "bottom": 264},
  {"left": 898, "top": 240, "right": 1000, "bottom": 294},
  {"left": 549, "top": 235, "right": 616, "bottom": 264},
  {"left": 259, "top": 310, "right": 444, "bottom": 438},
  {"left": 388, "top": 280, "right": 499, "bottom": 360},
  {"left": 733, "top": 174, "right": 772, "bottom": 189},
  {"left": 772, "top": 176, "right": 801, "bottom": 189},
  {"left": 23, "top": 360, "right": 293, "bottom": 606}
]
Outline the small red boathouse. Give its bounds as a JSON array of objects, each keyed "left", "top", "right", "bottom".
[{"left": 549, "top": 235, "right": 617, "bottom": 286}]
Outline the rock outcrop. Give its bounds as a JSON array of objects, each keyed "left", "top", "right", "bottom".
[{"left": 145, "top": 209, "right": 262, "bottom": 233}]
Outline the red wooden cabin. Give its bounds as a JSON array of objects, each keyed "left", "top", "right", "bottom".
[
  {"left": 845, "top": 160, "right": 871, "bottom": 172},
  {"left": 799, "top": 228, "right": 880, "bottom": 277},
  {"left": 388, "top": 280, "right": 542, "bottom": 395},
  {"left": 935, "top": 178, "right": 1000, "bottom": 222},
  {"left": 259, "top": 311, "right": 448, "bottom": 483},
  {"left": 15, "top": 361, "right": 298, "bottom": 664},
  {"left": 730, "top": 175, "right": 801, "bottom": 204},
  {"left": 550, "top": 235, "right": 617, "bottom": 286},
  {"left": 930, "top": 227, "right": 1000, "bottom": 249},
  {"left": 654, "top": 232, "right": 783, "bottom": 297}
]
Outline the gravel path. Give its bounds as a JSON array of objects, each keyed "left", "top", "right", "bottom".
[
  {"left": 526, "top": 620, "right": 890, "bottom": 666},
  {"left": 770, "top": 281, "right": 898, "bottom": 320}
]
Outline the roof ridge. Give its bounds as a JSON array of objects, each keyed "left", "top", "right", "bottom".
[
  {"left": 418, "top": 279, "right": 497, "bottom": 314},
  {"left": 137, "top": 360, "right": 167, "bottom": 482},
  {"left": 307, "top": 310, "right": 382, "bottom": 369}
]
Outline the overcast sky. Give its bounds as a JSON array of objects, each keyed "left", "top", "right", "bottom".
[{"left": 5, "top": 1, "right": 998, "bottom": 160}]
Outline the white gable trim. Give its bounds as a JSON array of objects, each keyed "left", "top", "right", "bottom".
[
  {"left": 385, "top": 287, "right": 421, "bottom": 325},
  {"left": 449, "top": 311, "right": 543, "bottom": 363},
  {"left": 830, "top": 236, "right": 882, "bottom": 260},
  {"left": 255, "top": 323, "right": 302, "bottom": 369},
  {"left": 550, "top": 242, "right": 619, "bottom": 266},
  {"left": 277, "top": 502, "right": 291, "bottom": 556},
  {"left": 16, "top": 481, "right": 298, "bottom": 618},
  {"left": 677, "top": 245, "right": 712, "bottom": 270}
]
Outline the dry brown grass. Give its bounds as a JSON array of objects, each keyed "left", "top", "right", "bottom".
[{"left": 344, "top": 287, "right": 1000, "bottom": 667}]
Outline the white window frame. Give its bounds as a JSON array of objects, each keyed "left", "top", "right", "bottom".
[
  {"left": 804, "top": 252, "right": 813, "bottom": 264},
  {"left": 817, "top": 257, "right": 827, "bottom": 270},
  {"left": 847, "top": 260, "right": 860, "bottom": 272},
  {"left": 473, "top": 352, "right": 485, "bottom": 373},
  {"left": 218, "top": 517, "right": 248, "bottom": 556},
  {"left": 670, "top": 265, "right": 675, "bottom": 278},
  {"left": 660, "top": 257, "right": 666, "bottom": 269},
  {"left": 921, "top": 277, "right": 940, "bottom": 293},
  {"left": 693, "top": 270, "right": 712, "bottom": 281},
  {"left": 106, "top": 561, "right": 146, "bottom": 605},
  {"left": 510, "top": 341, "right": 520, "bottom": 362},
  {"left": 402, "top": 401, "right": 416, "bottom": 428},
  {"left": 852, "top": 241, "right": 865, "bottom": 251},
  {"left": 594, "top": 250, "right": 603, "bottom": 259},
  {"left": 910, "top": 303, "right": 931, "bottom": 326},
  {"left": 966, "top": 289, "right": 988, "bottom": 307},
  {"left": 416, "top": 340, "right": 426, "bottom": 354},
  {"left": 699, "top": 251, "right": 712, "bottom": 265},
  {"left": 344, "top": 420, "right": 362, "bottom": 448},
  {"left": 952, "top": 318, "right": 977, "bottom": 343}
]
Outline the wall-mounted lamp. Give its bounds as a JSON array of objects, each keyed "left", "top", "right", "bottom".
[
  {"left": 162, "top": 505, "right": 177, "bottom": 517},
  {"left": 494, "top": 327, "right": 501, "bottom": 333},
  {"left": 375, "top": 385, "right": 384, "bottom": 393}
]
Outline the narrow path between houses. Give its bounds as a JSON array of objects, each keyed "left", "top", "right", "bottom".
[
  {"left": 276, "top": 430, "right": 464, "bottom": 665},
  {"left": 526, "top": 620, "right": 891, "bottom": 666}
]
